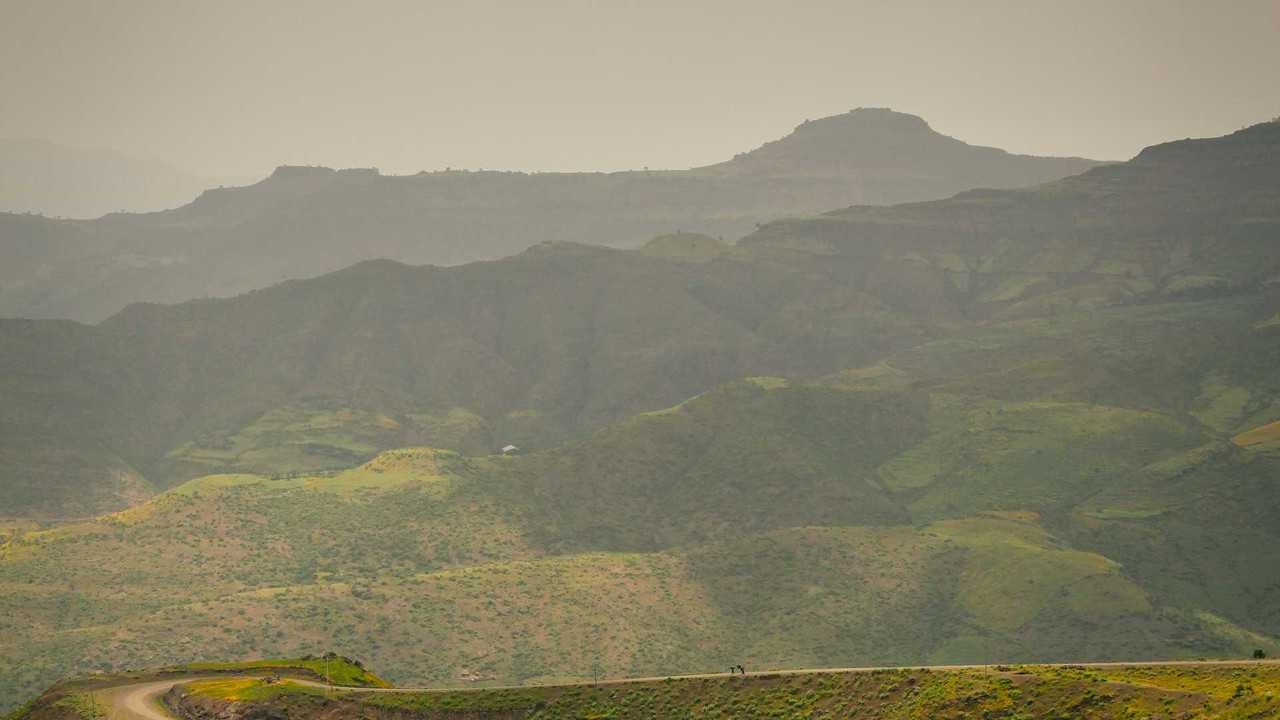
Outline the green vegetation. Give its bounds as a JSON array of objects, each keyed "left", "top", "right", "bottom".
[
  {"left": 161, "top": 403, "right": 498, "bottom": 482},
  {"left": 1234, "top": 419, "right": 1280, "bottom": 452},
  {"left": 3, "top": 374, "right": 1277, "bottom": 705},
  {"left": 0, "top": 123, "right": 1271, "bottom": 520},
  {"left": 174, "top": 655, "right": 389, "bottom": 687},
  {"left": 183, "top": 677, "right": 327, "bottom": 701},
  {"left": 879, "top": 396, "right": 1200, "bottom": 520},
  {"left": 49, "top": 693, "right": 103, "bottom": 720},
  {"left": 172, "top": 663, "right": 1280, "bottom": 720},
  {"left": 6, "top": 357, "right": 1280, "bottom": 706},
  {"left": 164, "top": 405, "right": 402, "bottom": 476}
]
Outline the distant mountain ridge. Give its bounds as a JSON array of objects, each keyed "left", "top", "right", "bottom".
[
  {"left": 700, "top": 107, "right": 1097, "bottom": 186},
  {"left": 0, "top": 108, "right": 1102, "bottom": 321},
  {"left": 741, "top": 118, "right": 1280, "bottom": 309},
  {"left": 0, "top": 119, "right": 1274, "bottom": 520}
]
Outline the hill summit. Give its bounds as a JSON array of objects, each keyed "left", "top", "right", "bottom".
[{"left": 698, "top": 107, "right": 1099, "bottom": 185}]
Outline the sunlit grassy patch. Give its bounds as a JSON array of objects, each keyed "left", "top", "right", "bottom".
[
  {"left": 1193, "top": 375, "right": 1253, "bottom": 434},
  {"left": 1085, "top": 663, "right": 1280, "bottom": 700},
  {"left": 881, "top": 397, "right": 1201, "bottom": 518},
  {"left": 930, "top": 514, "right": 1151, "bottom": 633},
  {"left": 1078, "top": 442, "right": 1233, "bottom": 519},
  {"left": 177, "top": 664, "right": 1271, "bottom": 720},
  {"left": 51, "top": 692, "right": 105, "bottom": 720},
  {"left": 1233, "top": 419, "right": 1280, "bottom": 449},
  {"left": 184, "top": 677, "right": 327, "bottom": 700},
  {"left": 177, "top": 656, "right": 388, "bottom": 687}
]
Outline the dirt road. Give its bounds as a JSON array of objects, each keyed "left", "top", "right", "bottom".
[
  {"left": 94, "top": 677, "right": 219, "bottom": 720},
  {"left": 318, "top": 657, "right": 1280, "bottom": 694}
]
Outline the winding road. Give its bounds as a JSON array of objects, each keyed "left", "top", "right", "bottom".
[
  {"left": 93, "top": 677, "right": 216, "bottom": 720},
  {"left": 95, "top": 659, "right": 1280, "bottom": 719}
]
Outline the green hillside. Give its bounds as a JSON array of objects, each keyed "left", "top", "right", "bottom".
[
  {"left": 3, "top": 376, "right": 1279, "bottom": 706},
  {"left": 169, "top": 663, "right": 1280, "bottom": 720},
  {"left": 173, "top": 655, "right": 389, "bottom": 688},
  {"left": 742, "top": 120, "right": 1280, "bottom": 320},
  {"left": 1, "top": 122, "right": 1272, "bottom": 520},
  {"left": 17, "top": 661, "right": 1280, "bottom": 720},
  {"left": 0, "top": 241, "right": 944, "bottom": 518}
]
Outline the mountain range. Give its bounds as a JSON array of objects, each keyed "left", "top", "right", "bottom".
[
  {"left": 1, "top": 119, "right": 1273, "bottom": 520},
  {"left": 1, "top": 118, "right": 1278, "bottom": 709},
  {"left": 0, "top": 108, "right": 1099, "bottom": 322}
]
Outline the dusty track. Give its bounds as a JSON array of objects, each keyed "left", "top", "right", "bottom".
[{"left": 94, "top": 676, "right": 221, "bottom": 720}]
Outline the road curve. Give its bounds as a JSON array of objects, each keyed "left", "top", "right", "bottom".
[{"left": 96, "top": 676, "right": 221, "bottom": 720}]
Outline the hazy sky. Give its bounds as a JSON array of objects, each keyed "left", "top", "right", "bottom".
[{"left": 3, "top": 0, "right": 1278, "bottom": 179}]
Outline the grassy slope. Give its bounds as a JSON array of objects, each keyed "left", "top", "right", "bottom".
[
  {"left": 160, "top": 402, "right": 495, "bottom": 481},
  {"left": 0, "top": 241, "right": 945, "bottom": 518},
  {"left": 5, "top": 376, "right": 1280, "bottom": 706},
  {"left": 173, "top": 655, "right": 389, "bottom": 687},
  {"left": 474, "top": 379, "right": 925, "bottom": 551},
  {"left": 169, "top": 663, "right": 1280, "bottom": 720}
]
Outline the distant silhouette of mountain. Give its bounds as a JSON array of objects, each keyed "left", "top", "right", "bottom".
[
  {"left": 0, "top": 109, "right": 1102, "bottom": 321},
  {"left": 698, "top": 108, "right": 1099, "bottom": 195}
]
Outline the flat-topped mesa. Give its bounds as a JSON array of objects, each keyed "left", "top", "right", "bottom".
[
  {"left": 268, "top": 164, "right": 337, "bottom": 179},
  {"left": 698, "top": 107, "right": 1101, "bottom": 181},
  {"left": 173, "top": 164, "right": 382, "bottom": 219},
  {"left": 267, "top": 165, "right": 381, "bottom": 180}
]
